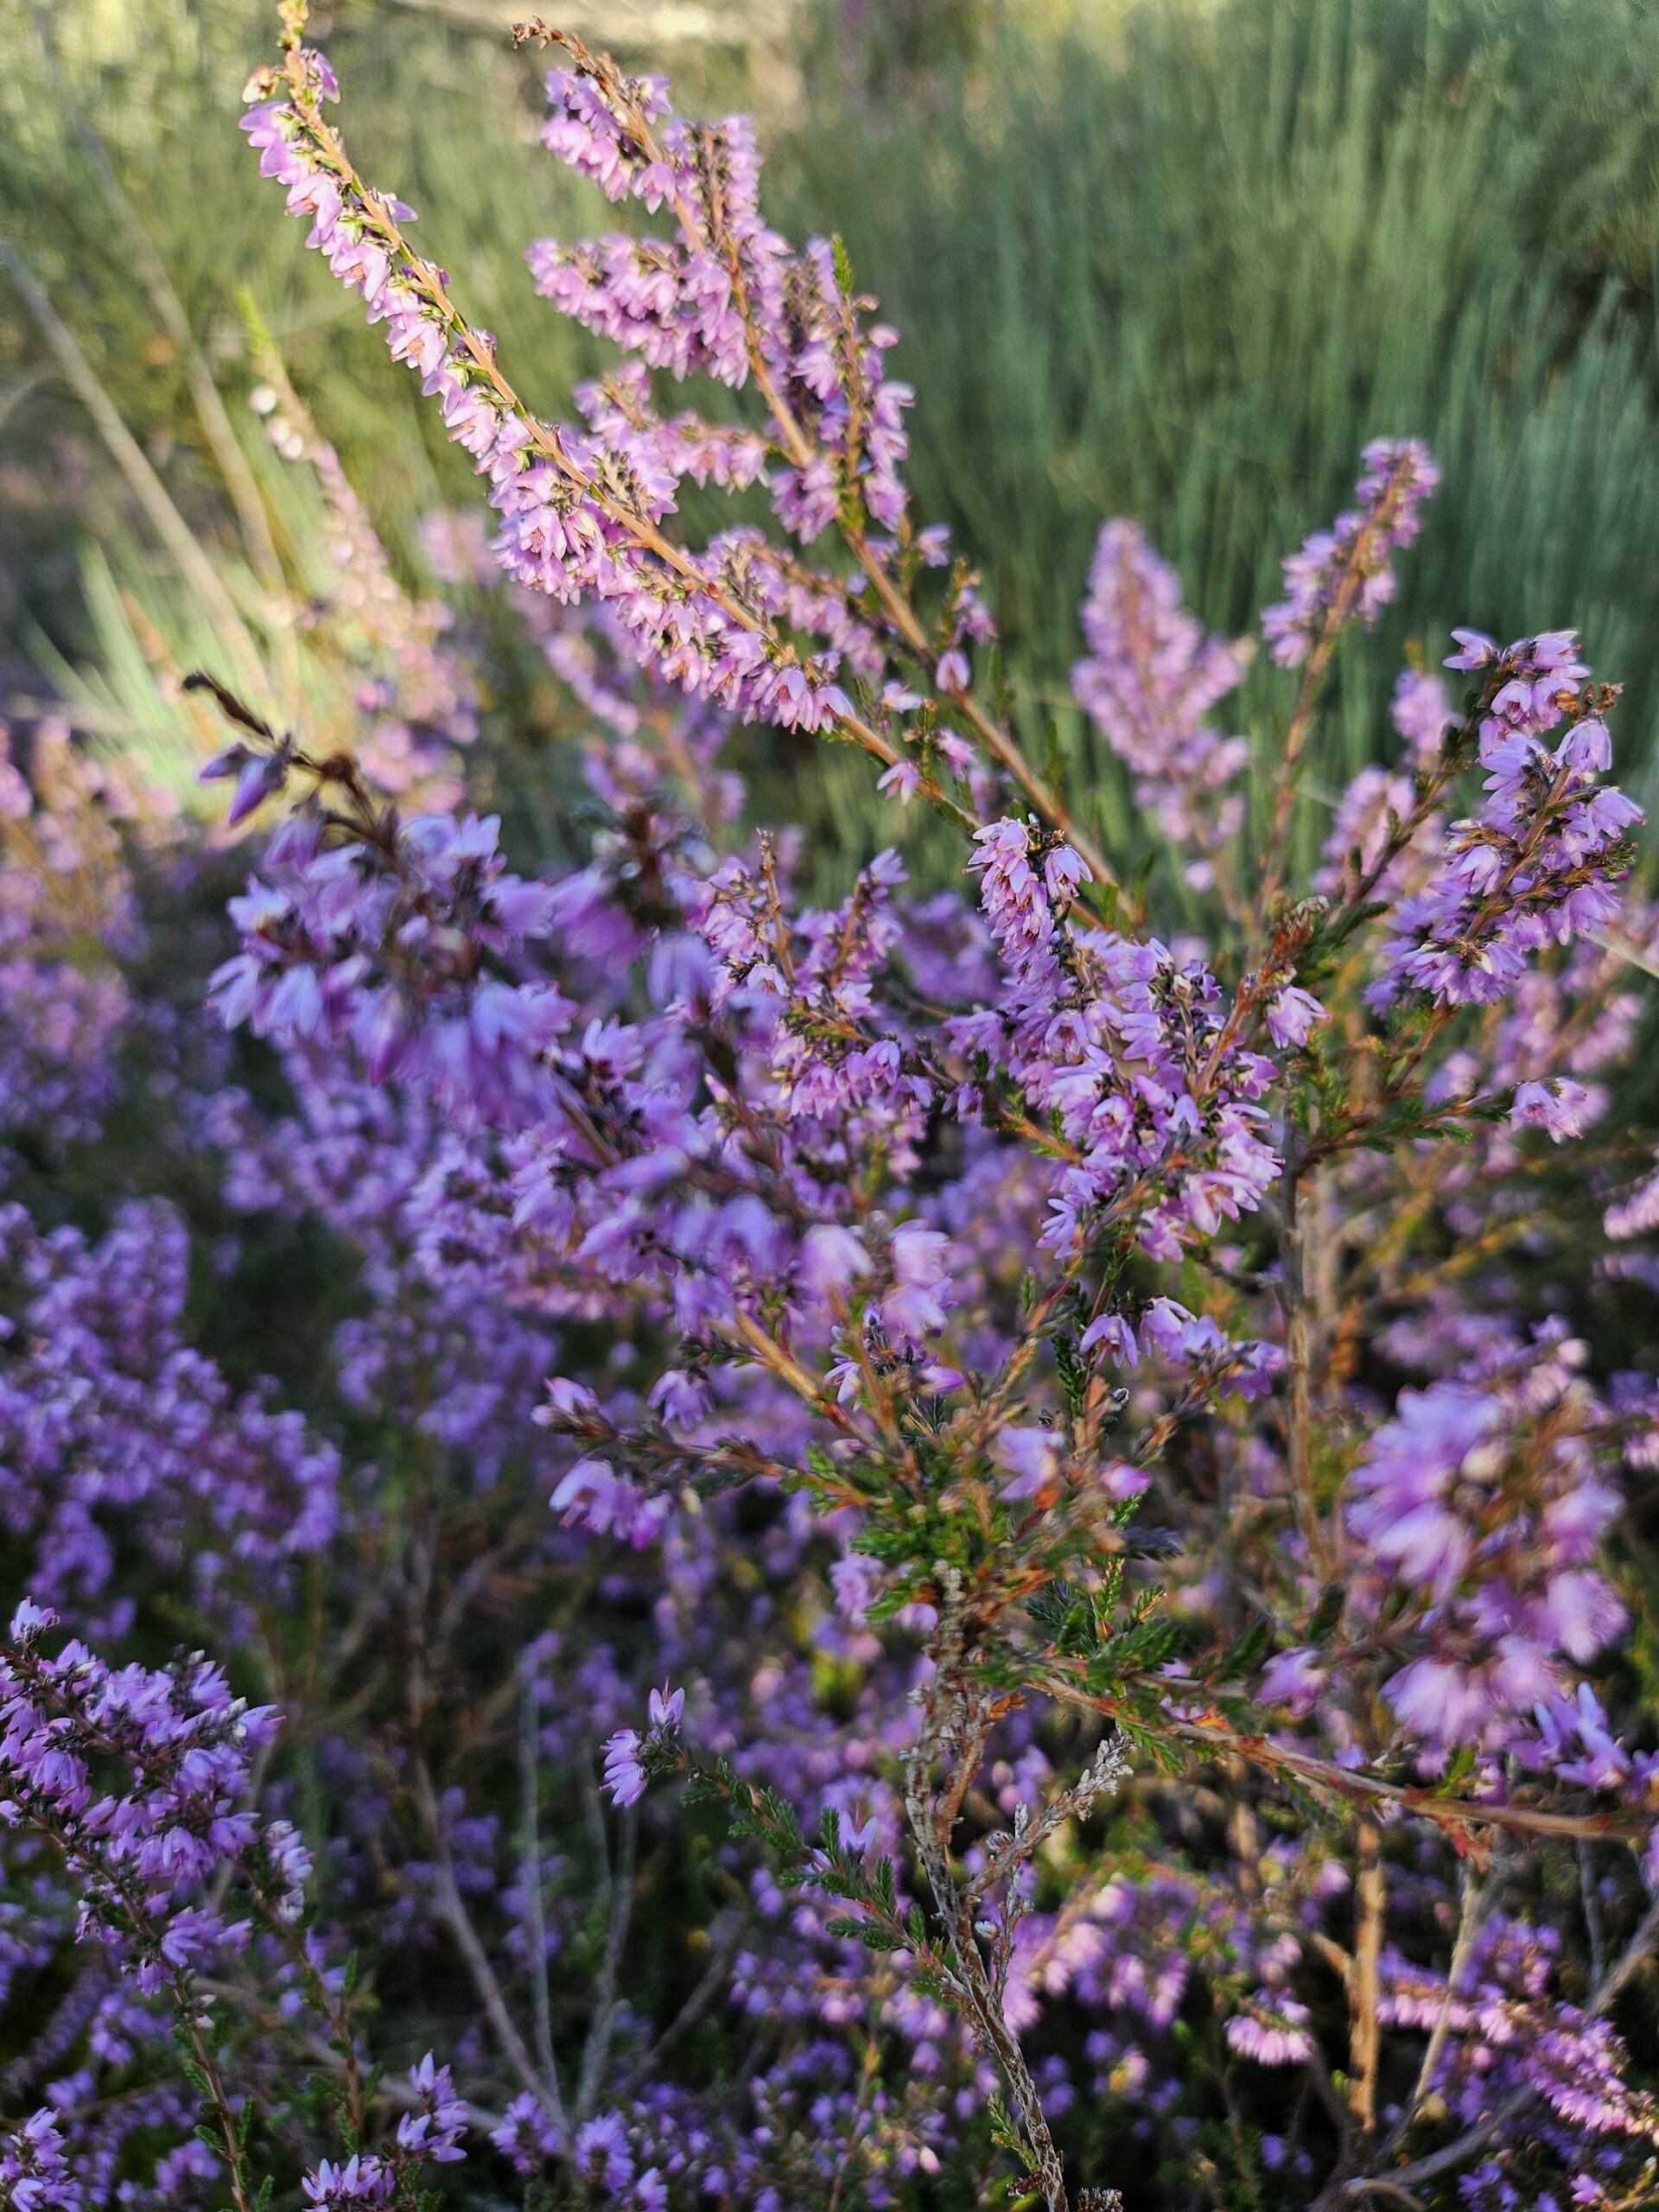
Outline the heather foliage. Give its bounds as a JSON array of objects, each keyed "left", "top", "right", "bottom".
[{"left": 1, "top": 10, "right": 1657, "bottom": 2212}]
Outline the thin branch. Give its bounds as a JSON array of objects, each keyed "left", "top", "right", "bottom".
[
  {"left": 411, "top": 1754, "right": 564, "bottom": 2129},
  {"left": 963, "top": 1735, "right": 1129, "bottom": 1904},
  {"left": 1257, "top": 451, "right": 1426, "bottom": 921},
  {"left": 183, "top": 2010, "right": 257, "bottom": 2212},
  {"left": 198, "top": 1971, "right": 511, "bottom": 2135},
  {"left": 904, "top": 1643, "right": 1077, "bottom": 2212},
  {"left": 1280, "top": 1141, "right": 1334, "bottom": 1577},
  {"left": 577, "top": 1800, "right": 637, "bottom": 2120},
  {"left": 1580, "top": 1839, "right": 1607, "bottom": 1988},
  {"left": 518, "top": 1670, "right": 569, "bottom": 2126},
  {"left": 1396, "top": 1859, "right": 1484, "bottom": 2145},
  {"left": 617, "top": 1916, "right": 746, "bottom": 2100},
  {"left": 1046, "top": 1679, "right": 1646, "bottom": 1847}
]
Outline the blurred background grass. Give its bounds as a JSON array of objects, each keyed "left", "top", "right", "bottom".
[{"left": 4, "top": 0, "right": 1659, "bottom": 890}]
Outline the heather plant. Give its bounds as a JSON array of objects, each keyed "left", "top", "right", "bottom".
[
  {"left": 14, "top": 0, "right": 1659, "bottom": 883},
  {"left": 1, "top": 8, "right": 1658, "bottom": 2212}
]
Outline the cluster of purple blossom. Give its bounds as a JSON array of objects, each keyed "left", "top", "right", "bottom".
[
  {"left": 0, "top": 1197, "right": 339, "bottom": 1633},
  {"left": 1370, "top": 629, "right": 1641, "bottom": 1008},
  {"left": 0, "top": 719, "right": 139, "bottom": 1173},
  {"left": 1071, "top": 520, "right": 1250, "bottom": 887},
  {"left": 239, "top": 39, "right": 887, "bottom": 753},
  {"left": 1261, "top": 437, "right": 1440, "bottom": 669},
  {"left": 0, "top": 8, "right": 1656, "bottom": 2212},
  {"left": 0, "top": 1601, "right": 308, "bottom": 1988}
]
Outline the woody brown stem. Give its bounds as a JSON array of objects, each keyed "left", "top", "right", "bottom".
[
  {"left": 905, "top": 1660, "right": 1077, "bottom": 2212},
  {"left": 1281, "top": 1141, "right": 1332, "bottom": 1577},
  {"left": 1348, "top": 1819, "right": 1385, "bottom": 2139}
]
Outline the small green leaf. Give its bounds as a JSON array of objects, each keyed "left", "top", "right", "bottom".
[{"left": 1220, "top": 1618, "right": 1270, "bottom": 1678}]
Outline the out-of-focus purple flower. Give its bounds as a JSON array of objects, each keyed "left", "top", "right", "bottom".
[
  {"left": 1510, "top": 1077, "right": 1592, "bottom": 1143},
  {"left": 1391, "top": 667, "right": 1459, "bottom": 764},
  {"left": 1225, "top": 1995, "right": 1316, "bottom": 2067},
  {"left": 1370, "top": 634, "right": 1641, "bottom": 1011},
  {"left": 1262, "top": 441, "right": 1440, "bottom": 668},
  {"left": 601, "top": 1728, "right": 648, "bottom": 1808},
  {"left": 998, "top": 1427, "right": 1061, "bottom": 1503},
  {"left": 1072, "top": 521, "right": 1249, "bottom": 870},
  {"left": 1266, "top": 986, "right": 1326, "bottom": 1051},
  {"left": 1258, "top": 1646, "right": 1327, "bottom": 1718}
]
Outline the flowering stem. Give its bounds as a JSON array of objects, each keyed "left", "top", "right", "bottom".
[
  {"left": 0, "top": 1665, "right": 264, "bottom": 2209},
  {"left": 847, "top": 520, "right": 1122, "bottom": 891},
  {"left": 1329, "top": 1893, "right": 1659, "bottom": 2204},
  {"left": 1259, "top": 452, "right": 1427, "bottom": 924},
  {"left": 181, "top": 2012, "right": 257, "bottom": 2212},
  {"left": 516, "top": 19, "right": 1120, "bottom": 893},
  {"left": 269, "top": 31, "right": 984, "bottom": 842}
]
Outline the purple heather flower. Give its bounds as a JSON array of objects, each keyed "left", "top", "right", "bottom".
[
  {"left": 1266, "top": 986, "right": 1326, "bottom": 1051},
  {"left": 1225, "top": 1994, "right": 1316, "bottom": 2067},
  {"left": 1262, "top": 440, "right": 1440, "bottom": 668},
  {"left": 1511, "top": 1077, "right": 1593, "bottom": 1142},
  {"left": 551, "top": 1459, "right": 671, "bottom": 1549},
  {"left": 601, "top": 1728, "right": 648, "bottom": 1808},
  {"left": 302, "top": 2153, "right": 392, "bottom": 2206},
  {"left": 575, "top": 2113, "right": 635, "bottom": 2196},
  {"left": 225, "top": 750, "right": 289, "bottom": 829},
  {"left": 1080, "top": 1313, "right": 1139, "bottom": 1366},
  {"left": 1391, "top": 667, "right": 1459, "bottom": 764},
  {"left": 394, "top": 2054, "right": 468, "bottom": 2166},
  {"left": 1258, "top": 1646, "right": 1327, "bottom": 1718},
  {"left": 1101, "top": 1460, "right": 1150, "bottom": 1502},
  {"left": 998, "top": 1427, "right": 1061, "bottom": 1502},
  {"left": 0, "top": 2107, "right": 77, "bottom": 2212},
  {"left": 799, "top": 1223, "right": 870, "bottom": 1299},
  {"left": 1348, "top": 1382, "right": 1498, "bottom": 1598},
  {"left": 1384, "top": 1656, "right": 1499, "bottom": 1744},
  {"left": 647, "top": 1681, "right": 685, "bottom": 1730},
  {"left": 1072, "top": 519, "right": 1249, "bottom": 868},
  {"left": 1370, "top": 634, "right": 1641, "bottom": 1011},
  {"left": 1446, "top": 627, "right": 1498, "bottom": 670}
]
